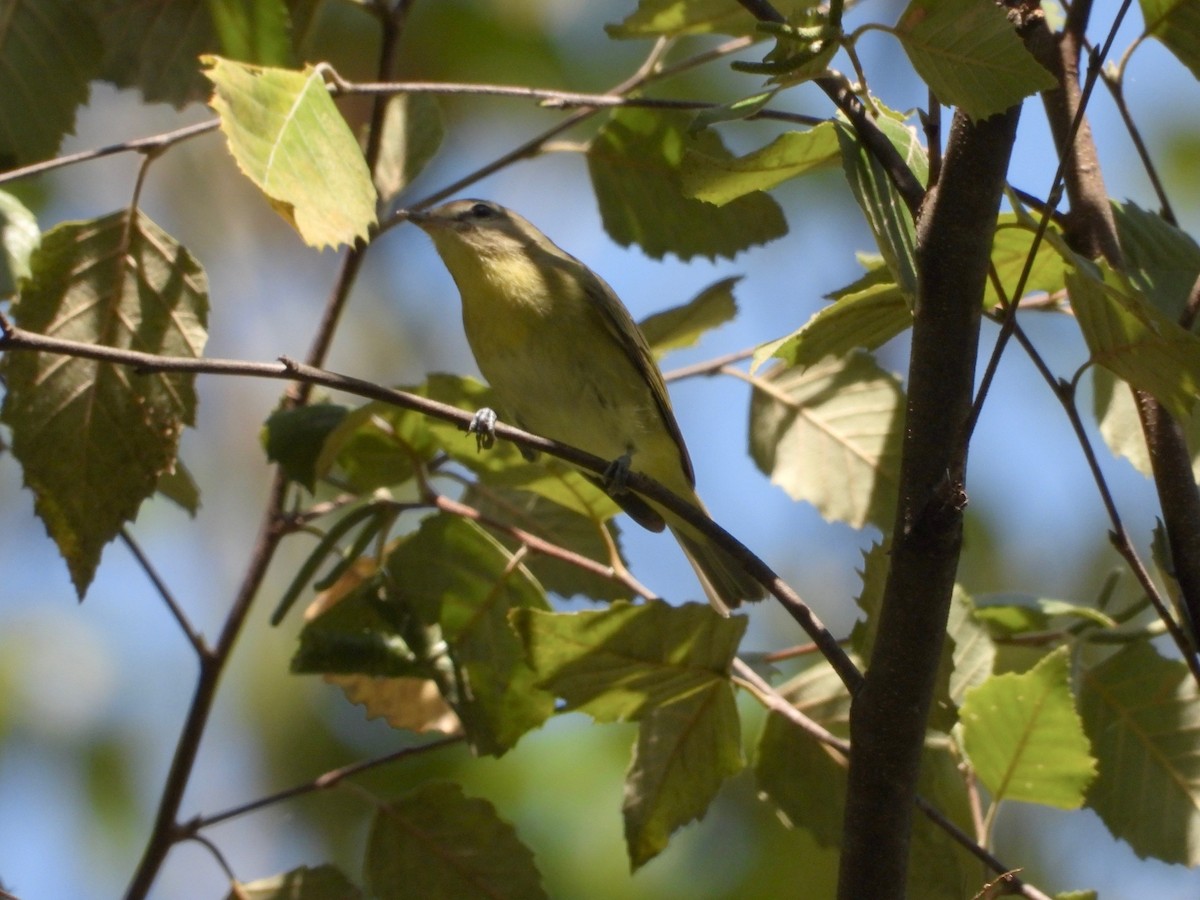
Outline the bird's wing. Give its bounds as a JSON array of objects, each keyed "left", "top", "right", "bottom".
[{"left": 535, "top": 244, "right": 696, "bottom": 488}]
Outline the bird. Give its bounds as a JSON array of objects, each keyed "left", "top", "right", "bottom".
[{"left": 407, "top": 198, "right": 764, "bottom": 613}]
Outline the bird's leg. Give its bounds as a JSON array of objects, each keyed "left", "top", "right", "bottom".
[
  {"left": 595, "top": 451, "right": 665, "bottom": 531},
  {"left": 603, "top": 452, "right": 633, "bottom": 494},
  {"left": 467, "top": 407, "right": 498, "bottom": 451},
  {"left": 467, "top": 407, "right": 538, "bottom": 460}
]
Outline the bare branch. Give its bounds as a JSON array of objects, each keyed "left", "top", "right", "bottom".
[{"left": 120, "top": 529, "right": 208, "bottom": 657}]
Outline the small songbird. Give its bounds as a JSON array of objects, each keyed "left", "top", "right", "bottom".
[{"left": 408, "top": 199, "right": 763, "bottom": 613}]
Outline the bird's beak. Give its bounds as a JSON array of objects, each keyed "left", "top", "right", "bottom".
[{"left": 401, "top": 208, "right": 444, "bottom": 232}]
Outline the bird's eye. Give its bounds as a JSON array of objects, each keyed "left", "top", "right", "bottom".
[{"left": 469, "top": 202, "right": 496, "bottom": 219}]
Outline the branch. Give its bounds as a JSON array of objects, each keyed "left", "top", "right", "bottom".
[
  {"left": 124, "top": 471, "right": 289, "bottom": 899},
  {"left": 1029, "top": 1, "right": 1200, "bottom": 663},
  {"left": 734, "top": 0, "right": 925, "bottom": 215},
  {"left": 184, "top": 736, "right": 462, "bottom": 832},
  {"left": 839, "top": 102, "right": 1021, "bottom": 900},
  {"left": 433, "top": 493, "right": 659, "bottom": 601},
  {"left": 327, "top": 75, "right": 823, "bottom": 127},
  {"left": 731, "top": 660, "right": 1053, "bottom": 900},
  {"left": 124, "top": 17, "right": 430, "bottom": 893},
  {"left": 0, "top": 119, "right": 218, "bottom": 186},
  {"left": 120, "top": 529, "right": 207, "bottom": 657},
  {"left": 0, "top": 322, "right": 862, "bottom": 693}
]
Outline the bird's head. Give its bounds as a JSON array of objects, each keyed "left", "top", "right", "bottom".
[{"left": 406, "top": 199, "right": 541, "bottom": 263}]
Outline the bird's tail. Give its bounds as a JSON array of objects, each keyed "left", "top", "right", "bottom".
[{"left": 669, "top": 520, "right": 766, "bottom": 615}]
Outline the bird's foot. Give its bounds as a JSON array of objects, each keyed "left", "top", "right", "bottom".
[
  {"left": 468, "top": 407, "right": 497, "bottom": 451},
  {"left": 603, "top": 453, "right": 633, "bottom": 494}
]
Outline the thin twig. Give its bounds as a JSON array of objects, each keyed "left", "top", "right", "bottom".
[
  {"left": 965, "top": 0, "right": 1134, "bottom": 444},
  {"left": 0, "top": 120, "right": 219, "bottom": 186},
  {"left": 1099, "top": 74, "right": 1177, "bottom": 225},
  {"left": 733, "top": 0, "right": 925, "bottom": 214},
  {"left": 434, "top": 493, "right": 657, "bottom": 600},
  {"left": 120, "top": 529, "right": 207, "bottom": 657},
  {"left": 730, "top": 659, "right": 1053, "bottom": 900},
  {"left": 185, "top": 736, "right": 463, "bottom": 832},
  {"left": 379, "top": 36, "right": 782, "bottom": 227},
  {"left": 732, "top": 658, "right": 850, "bottom": 754},
  {"left": 182, "top": 832, "right": 237, "bottom": 883},
  {"left": 983, "top": 313, "right": 1198, "bottom": 673},
  {"left": 124, "top": 471, "right": 289, "bottom": 899},
  {"left": 662, "top": 347, "right": 757, "bottom": 383},
  {"left": 125, "top": 11, "right": 428, "bottom": 895},
  {"left": 1055, "top": 375, "right": 1200, "bottom": 681}
]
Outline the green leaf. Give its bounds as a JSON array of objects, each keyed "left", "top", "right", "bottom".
[
  {"left": 263, "top": 403, "right": 350, "bottom": 491},
  {"left": 754, "top": 661, "right": 851, "bottom": 846},
  {"left": 315, "top": 375, "right": 524, "bottom": 492},
  {"left": 836, "top": 114, "right": 925, "bottom": 298},
  {"left": 292, "top": 564, "right": 433, "bottom": 679},
  {"left": 96, "top": 0, "right": 293, "bottom": 108},
  {"left": 229, "top": 865, "right": 363, "bottom": 900},
  {"left": 295, "top": 515, "right": 553, "bottom": 754},
  {"left": 973, "top": 592, "right": 1117, "bottom": 636},
  {"left": 639, "top": 276, "right": 741, "bottom": 357},
  {"left": 624, "top": 677, "right": 743, "bottom": 868},
  {"left": 463, "top": 468, "right": 630, "bottom": 602},
  {"left": 960, "top": 647, "right": 1097, "bottom": 808},
  {"left": 1066, "top": 258, "right": 1200, "bottom": 420},
  {"left": 373, "top": 93, "right": 445, "bottom": 205},
  {"left": 1036, "top": 599, "right": 1116, "bottom": 629},
  {"left": 946, "top": 588, "right": 996, "bottom": 706},
  {"left": 986, "top": 215, "right": 1068, "bottom": 309},
  {"left": 894, "top": 0, "right": 1056, "bottom": 120},
  {"left": 849, "top": 541, "right": 890, "bottom": 659},
  {"left": 512, "top": 600, "right": 747, "bottom": 721},
  {"left": 1080, "top": 641, "right": 1200, "bottom": 865},
  {"left": 1, "top": 211, "right": 208, "bottom": 596},
  {"left": 1139, "top": 0, "right": 1200, "bottom": 79},
  {"left": 606, "top": 0, "right": 817, "bottom": 38},
  {"left": 204, "top": 57, "right": 377, "bottom": 249},
  {"left": 687, "top": 90, "right": 777, "bottom": 133},
  {"left": 156, "top": 459, "right": 201, "bottom": 516},
  {"left": 752, "top": 275, "right": 912, "bottom": 373},
  {"left": 756, "top": 712, "right": 847, "bottom": 847},
  {"left": 0, "top": 0, "right": 101, "bottom": 166},
  {"left": 82, "top": 733, "right": 140, "bottom": 857},
  {"left": 1093, "top": 367, "right": 1200, "bottom": 481},
  {"left": 477, "top": 460, "right": 622, "bottom": 521},
  {"left": 732, "top": 11, "right": 840, "bottom": 86},
  {"left": 1093, "top": 367, "right": 1149, "bottom": 475},
  {"left": 749, "top": 352, "right": 905, "bottom": 530},
  {"left": 908, "top": 742, "right": 986, "bottom": 900},
  {"left": 972, "top": 599, "right": 1051, "bottom": 636},
  {"left": 1111, "top": 200, "right": 1200, "bottom": 321},
  {"left": 513, "top": 601, "right": 745, "bottom": 867},
  {"left": 92, "top": 0, "right": 218, "bottom": 107},
  {"left": 588, "top": 108, "right": 787, "bottom": 261},
  {"left": 680, "top": 123, "right": 840, "bottom": 206},
  {"left": 0, "top": 190, "right": 40, "bottom": 296},
  {"left": 365, "top": 782, "right": 546, "bottom": 900},
  {"left": 393, "top": 516, "right": 555, "bottom": 755},
  {"left": 315, "top": 402, "right": 424, "bottom": 492},
  {"left": 207, "top": 0, "right": 294, "bottom": 66}
]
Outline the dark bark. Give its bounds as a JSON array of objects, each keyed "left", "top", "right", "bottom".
[
  {"left": 837, "top": 105, "right": 1021, "bottom": 900},
  {"left": 1031, "top": 14, "right": 1200, "bottom": 655}
]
